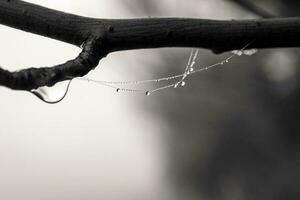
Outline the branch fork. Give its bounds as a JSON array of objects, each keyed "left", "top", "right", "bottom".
[
  {"left": 1, "top": 0, "right": 300, "bottom": 91},
  {"left": 0, "top": 33, "right": 106, "bottom": 90}
]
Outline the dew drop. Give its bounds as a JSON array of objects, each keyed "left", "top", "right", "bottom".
[
  {"left": 190, "top": 68, "right": 194, "bottom": 72},
  {"left": 31, "top": 79, "right": 72, "bottom": 104},
  {"left": 116, "top": 88, "right": 120, "bottom": 92},
  {"left": 181, "top": 81, "right": 186, "bottom": 87},
  {"left": 174, "top": 83, "right": 179, "bottom": 88},
  {"left": 146, "top": 91, "right": 151, "bottom": 96},
  {"left": 232, "top": 50, "right": 243, "bottom": 56},
  {"left": 243, "top": 49, "right": 258, "bottom": 56},
  {"left": 220, "top": 61, "right": 224, "bottom": 65}
]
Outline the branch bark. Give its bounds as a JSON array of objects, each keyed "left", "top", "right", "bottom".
[{"left": 1, "top": 0, "right": 300, "bottom": 91}]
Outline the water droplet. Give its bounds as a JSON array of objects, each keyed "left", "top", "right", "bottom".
[
  {"left": 181, "top": 81, "right": 186, "bottom": 87},
  {"left": 146, "top": 91, "right": 151, "bottom": 96},
  {"left": 225, "top": 59, "right": 229, "bottom": 63},
  {"left": 232, "top": 50, "right": 243, "bottom": 56},
  {"left": 174, "top": 83, "right": 179, "bottom": 88},
  {"left": 116, "top": 88, "right": 120, "bottom": 92},
  {"left": 243, "top": 49, "right": 258, "bottom": 56},
  {"left": 31, "top": 79, "right": 72, "bottom": 104},
  {"left": 220, "top": 61, "right": 224, "bottom": 65},
  {"left": 190, "top": 68, "right": 194, "bottom": 72}
]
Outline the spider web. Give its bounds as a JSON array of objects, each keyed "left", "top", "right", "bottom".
[{"left": 75, "top": 43, "right": 257, "bottom": 96}]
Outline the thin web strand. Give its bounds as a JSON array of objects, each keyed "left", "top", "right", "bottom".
[{"left": 73, "top": 42, "right": 255, "bottom": 95}]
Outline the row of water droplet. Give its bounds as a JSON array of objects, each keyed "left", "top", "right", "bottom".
[{"left": 31, "top": 44, "right": 257, "bottom": 103}]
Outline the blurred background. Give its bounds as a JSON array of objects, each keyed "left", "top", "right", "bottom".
[{"left": 0, "top": 0, "right": 299, "bottom": 199}]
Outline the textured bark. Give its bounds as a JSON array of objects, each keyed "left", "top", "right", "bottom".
[{"left": 1, "top": 0, "right": 300, "bottom": 91}]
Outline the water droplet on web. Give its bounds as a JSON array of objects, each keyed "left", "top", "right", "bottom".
[
  {"left": 243, "top": 49, "right": 258, "bottom": 56},
  {"left": 116, "top": 88, "right": 120, "bottom": 92},
  {"left": 232, "top": 49, "right": 258, "bottom": 56},
  {"left": 31, "top": 79, "right": 72, "bottom": 104},
  {"left": 181, "top": 81, "right": 186, "bottom": 87},
  {"left": 190, "top": 68, "right": 194, "bottom": 72},
  {"left": 232, "top": 50, "right": 243, "bottom": 56},
  {"left": 146, "top": 91, "right": 151, "bottom": 96},
  {"left": 174, "top": 83, "right": 179, "bottom": 88}
]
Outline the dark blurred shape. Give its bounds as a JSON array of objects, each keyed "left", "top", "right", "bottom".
[
  {"left": 122, "top": 0, "right": 162, "bottom": 16},
  {"left": 278, "top": 0, "right": 300, "bottom": 16},
  {"left": 121, "top": 0, "right": 300, "bottom": 199},
  {"left": 231, "top": 0, "right": 275, "bottom": 18}
]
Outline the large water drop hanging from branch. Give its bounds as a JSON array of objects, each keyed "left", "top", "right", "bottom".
[{"left": 31, "top": 79, "right": 73, "bottom": 104}]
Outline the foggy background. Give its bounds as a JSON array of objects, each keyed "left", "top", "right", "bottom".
[{"left": 0, "top": 0, "right": 299, "bottom": 199}]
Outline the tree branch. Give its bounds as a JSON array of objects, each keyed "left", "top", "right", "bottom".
[
  {"left": 1, "top": 0, "right": 300, "bottom": 91},
  {"left": 0, "top": 36, "right": 105, "bottom": 90}
]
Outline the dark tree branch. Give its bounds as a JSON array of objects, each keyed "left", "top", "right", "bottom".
[
  {"left": 0, "top": 36, "right": 105, "bottom": 90},
  {"left": 230, "top": 0, "right": 276, "bottom": 18},
  {"left": 0, "top": 0, "right": 102, "bottom": 46},
  {"left": 1, "top": 0, "right": 300, "bottom": 91}
]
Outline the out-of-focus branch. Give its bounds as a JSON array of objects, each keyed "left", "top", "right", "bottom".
[
  {"left": 1, "top": 0, "right": 300, "bottom": 91},
  {"left": 231, "top": 0, "right": 276, "bottom": 18}
]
